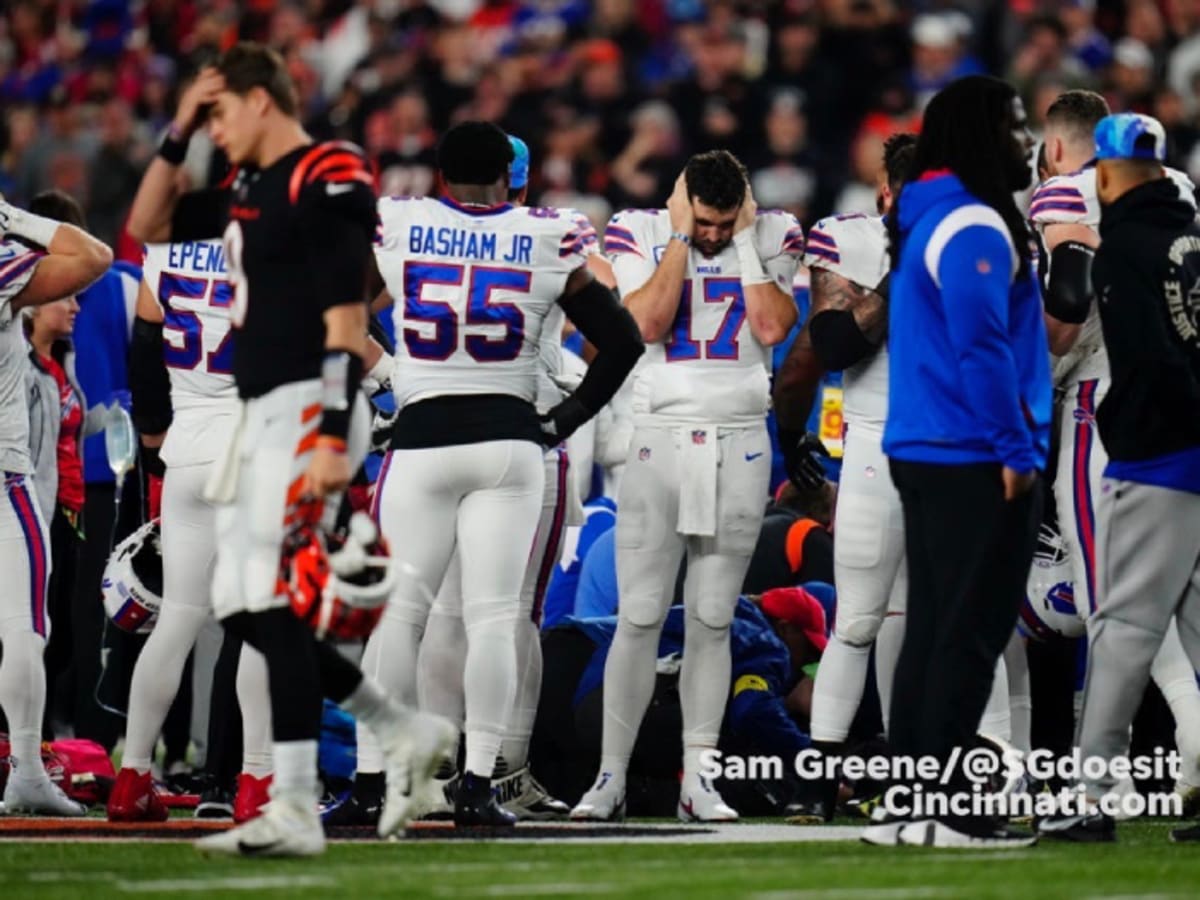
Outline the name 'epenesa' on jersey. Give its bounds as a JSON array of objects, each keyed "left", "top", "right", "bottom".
[
  {"left": 1030, "top": 164, "right": 1198, "bottom": 384},
  {"left": 142, "top": 239, "right": 238, "bottom": 468},
  {"left": 0, "top": 239, "right": 45, "bottom": 474},
  {"left": 804, "top": 213, "right": 889, "bottom": 429},
  {"left": 605, "top": 209, "right": 804, "bottom": 425},
  {"left": 374, "top": 196, "right": 591, "bottom": 408}
]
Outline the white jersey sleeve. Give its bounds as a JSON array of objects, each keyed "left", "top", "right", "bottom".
[
  {"left": 1168, "top": 166, "right": 1199, "bottom": 213},
  {"left": 757, "top": 209, "right": 805, "bottom": 292},
  {"left": 535, "top": 208, "right": 599, "bottom": 413},
  {"left": 376, "top": 196, "right": 586, "bottom": 407},
  {"left": 142, "top": 240, "right": 238, "bottom": 467},
  {"left": 0, "top": 240, "right": 44, "bottom": 475},
  {"left": 803, "top": 214, "right": 890, "bottom": 429},
  {"left": 1029, "top": 168, "right": 1100, "bottom": 230},
  {"left": 604, "top": 209, "right": 660, "bottom": 300}
]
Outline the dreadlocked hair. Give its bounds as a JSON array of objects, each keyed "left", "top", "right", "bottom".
[{"left": 886, "top": 75, "right": 1033, "bottom": 280}]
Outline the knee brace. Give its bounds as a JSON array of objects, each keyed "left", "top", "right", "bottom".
[
  {"left": 835, "top": 609, "right": 885, "bottom": 648},
  {"left": 462, "top": 595, "right": 519, "bottom": 637},
  {"left": 689, "top": 591, "right": 736, "bottom": 631},
  {"left": 618, "top": 593, "right": 671, "bottom": 630}
]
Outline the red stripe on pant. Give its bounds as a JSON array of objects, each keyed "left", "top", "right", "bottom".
[
  {"left": 8, "top": 478, "right": 48, "bottom": 637},
  {"left": 1072, "top": 379, "right": 1099, "bottom": 615},
  {"left": 530, "top": 448, "right": 569, "bottom": 626}
]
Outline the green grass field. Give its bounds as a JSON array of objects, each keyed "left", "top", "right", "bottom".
[{"left": 3, "top": 820, "right": 1200, "bottom": 899}]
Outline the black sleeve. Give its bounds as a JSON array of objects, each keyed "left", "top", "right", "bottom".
[
  {"left": 1044, "top": 240, "right": 1095, "bottom": 325},
  {"left": 556, "top": 276, "right": 644, "bottom": 414},
  {"left": 809, "top": 308, "right": 878, "bottom": 371},
  {"left": 169, "top": 189, "right": 231, "bottom": 243},
  {"left": 129, "top": 317, "right": 173, "bottom": 435}
]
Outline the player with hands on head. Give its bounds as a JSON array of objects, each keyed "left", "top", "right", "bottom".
[
  {"left": 572, "top": 151, "right": 802, "bottom": 824},
  {"left": 0, "top": 193, "right": 111, "bottom": 816}
]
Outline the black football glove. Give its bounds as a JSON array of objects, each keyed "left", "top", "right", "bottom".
[
  {"left": 370, "top": 407, "right": 398, "bottom": 454},
  {"left": 539, "top": 395, "right": 590, "bottom": 448},
  {"left": 786, "top": 431, "right": 831, "bottom": 491}
]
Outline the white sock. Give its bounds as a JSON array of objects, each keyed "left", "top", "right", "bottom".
[
  {"left": 874, "top": 614, "right": 904, "bottom": 735},
  {"left": 462, "top": 596, "right": 517, "bottom": 778},
  {"left": 1152, "top": 621, "right": 1200, "bottom": 755},
  {"left": 356, "top": 614, "right": 422, "bottom": 773},
  {"left": 810, "top": 636, "right": 871, "bottom": 743},
  {"left": 499, "top": 618, "right": 542, "bottom": 772},
  {"left": 680, "top": 610, "right": 731, "bottom": 753},
  {"left": 272, "top": 739, "right": 318, "bottom": 799},
  {"left": 417, "top": 609, "right": 467, "bottom": 730},
  {"left": 978, "top": 655, "right": 1011, "bottom": 742},
  {"left": 237, "top": 644, "right": 273, "bottom": 778},
  {"left": 121, "top": 604, "right": 208, "bottom": 774},
  {"left": 1004, "top": 632, "right": 1032, "bottom": 754},
  {"left": 600, "top": 619, "right": 661, "bottom": 780},
  {"left": 0, "top": 629, "right": 47, "bottom": 780},
  {"left": 342, "top": 675, "right": 410, "bottom": 745}
]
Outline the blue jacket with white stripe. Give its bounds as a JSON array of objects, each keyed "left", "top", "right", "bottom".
[{"left": 882, "top": 174, "right": 1051, "bottom": 474}]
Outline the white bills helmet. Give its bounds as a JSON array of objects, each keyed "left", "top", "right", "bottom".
[
  {"left": 1017, "top": 522, "right": 1085, "bottom": 641},
  {"left": 101, "top": 519, "right": 163, "bottom": 634}
]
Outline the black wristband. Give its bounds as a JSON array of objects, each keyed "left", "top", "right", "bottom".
[
  {"left": 141, "top": 444, "right": 166, "bottom": 479},
  {"left": 318, "top": 350, "right": 364, "bottom": 443},
  {"left": 158, "top": 132, "right": 189, "bottom": 166}
]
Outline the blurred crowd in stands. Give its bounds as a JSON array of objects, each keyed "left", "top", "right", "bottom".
[{"left": 7, "top": 0, "right": 1200, "bottom": 257}]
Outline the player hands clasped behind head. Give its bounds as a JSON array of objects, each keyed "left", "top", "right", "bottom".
[
  {"left": 365, "top": 121, "right": 642, "bottom": 827},
  {"left": 0, "top": 194, "right": 111, "bottom": 816},
  {"left": 572, "top": 150, "right": 802, "bottom": 824},
  {"left": 150, "top": 42, "right": 458, "bottom": 858}
]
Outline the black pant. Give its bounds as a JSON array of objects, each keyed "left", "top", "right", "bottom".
[
  {"left": 43, "top": 509, "right": 80, "bottom": 737},
  {"left": 887, "top": 460, "right": 1042, "bottom": 770}
]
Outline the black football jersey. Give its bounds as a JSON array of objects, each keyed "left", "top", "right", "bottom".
[{"left": 219, "top": 141, "right": 377, "bottom": 399}]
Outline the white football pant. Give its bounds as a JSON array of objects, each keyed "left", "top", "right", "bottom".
[
  {"left": 601, "top": 424, "right": 770, "bottom": 780},
  {"left": 359, "top": 439, "right": 544, "bottom": 778}
]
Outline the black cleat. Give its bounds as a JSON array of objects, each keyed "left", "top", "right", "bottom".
[
  {"left": 323, "top": 780, "right": 383, "bottom": 829},
  {"left": 1170, "top": 822, "right": 1200, "bottom": 842},
  {"left": 195, "top": 784, "right": 235, "bottom": 820},
  {"left": 1036, "top": 809, "right": 1115, "bottom": 843},
  {"left": 454, "top": 772, "right": 516, "bottom": 828}
]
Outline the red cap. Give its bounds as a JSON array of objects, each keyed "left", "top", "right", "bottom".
[
  {"left": 760, "top": 586, "right": 828, "bottom": 653},
  {"left": 580, "top": 39, "right": 622, "bottom": 66}
]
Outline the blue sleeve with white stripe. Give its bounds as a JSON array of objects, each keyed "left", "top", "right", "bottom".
[{"left": 938, "top": 226, "right": 1038, "bottom": 473}]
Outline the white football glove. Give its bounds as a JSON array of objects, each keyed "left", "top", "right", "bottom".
[{"left": 370, "top": 407, "right": 398, "bottom": 453}]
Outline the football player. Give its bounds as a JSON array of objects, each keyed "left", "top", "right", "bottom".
[
  {"left": 142, "top": 43, "right": 456, "bottom": 857},
  {"left": 363, "top": 121, "right": 643, "bottom": 826},
  {"left": 405, "top": 136, "right": 604, "bottom": 821},
  {"left": 0, "top": 195, "right": 111, "bottom": 814},
  {"left": 1032, "top": 90, "right": 1200, "bottom": 797},
  {"left": 572, "top": 151, "right": 802, "bottom": 822},
  {"left": 106, "top": 222, "right": 273, "bottom": 824}
]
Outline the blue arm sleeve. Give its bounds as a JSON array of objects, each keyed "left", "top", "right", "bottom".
[{"left": 937, "top": 226, "right": 1037, "bottom": 473}]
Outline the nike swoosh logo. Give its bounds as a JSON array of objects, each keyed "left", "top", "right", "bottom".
[
  {"left": 326, "top": 183, "right": 355, "bottom": 196},
  {"left": 237, "top": 839, "right": 283, "bottom": 855},
  {"left": 744, "top": 452, "right": 764, "bottom": 461}
]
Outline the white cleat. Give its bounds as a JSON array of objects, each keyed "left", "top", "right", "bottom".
[
  {"left": 408, "top": 772, "right": 455, "bottom": 821},
  {"left": 195, "top": 794, "right": 324, "bottom": 857},
  {"left": 2, "top": 776, "right": 86, "bottom": 817},
  {"left": 677, "top": 773, "right": 738, "bottom": 823},
  {"left": 861, "top": 805, "right": 909, "bottom": 846},
  {"left": 570, "top": 772, "right": 626, "bottom": 822},
  {"left": 377, "top": 711, "right": 459, "bottom": 838},
  {"left": 498, "top": 767, "right": 570, "bottom": 821}
]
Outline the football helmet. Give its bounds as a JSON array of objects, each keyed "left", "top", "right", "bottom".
[
  {"left": 1017, "top": 522, "right": 1085, "bottom": 641},
  {"left": 285, "top": 512, "right": 396, "bottom": 640},
  {"left": 101, "top": 519, "right": 163, "bottom": 634}
]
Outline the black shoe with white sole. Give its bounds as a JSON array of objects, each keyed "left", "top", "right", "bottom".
[
  {"left": 900, "top": 816, "right": 1037, "bottom": 848},
  {"left": 1169, "top": 822, "right": 1200, "bottom": 842},
  {"left": 1036, "top": 810, "right": 1115, "bottom": 843}
]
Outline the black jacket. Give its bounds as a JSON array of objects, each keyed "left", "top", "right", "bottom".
[{"left": 1094, "top": 177, "right": 1200, "bottom": 462}]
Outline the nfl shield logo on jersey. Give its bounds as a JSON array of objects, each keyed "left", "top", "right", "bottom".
[
  {"left": 691, "top": 430, "right": 707, "bottom": 445},
  {"left": 638, "top": 446, "right": 651, "bottom": 461}
]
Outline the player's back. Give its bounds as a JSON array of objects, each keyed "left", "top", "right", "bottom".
[
  {"left": 0, "top": 240, "right": 44, "bottom": 474},
  {"left": 375, "top": 196, "right": 588, "bottom": 408},
  {"left": 143, "top": 239, "right": 238, "bottom": 467},
  {"left": 605, "top": 208, "right": 803, "bottom": 426},
  {"left": 804, "top": 213, "right": 889, "bottom": 429}
]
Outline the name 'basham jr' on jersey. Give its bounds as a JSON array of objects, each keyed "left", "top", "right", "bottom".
[
  {"left": 604, "top": 208, "right": 804, "bottom": 426},
  {"left": 374, "top": 196, "right": 592, "bottom": 409}
]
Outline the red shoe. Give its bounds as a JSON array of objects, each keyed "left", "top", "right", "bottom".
[
  {"left": 233, "top": 773, "right": 272, "bottom": 823},
  {"left": 107, "top": 768, "right": 169, "bottom": 822}
]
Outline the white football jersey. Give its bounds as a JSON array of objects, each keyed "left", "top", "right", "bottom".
[
  {"left": 803, "top": 213, "right": 890, "bottom": 429},
  {"left": 605, "top": 209, "right": 804, "bottom": 425},
  {"left": 142, "top": 240, "right": 238, "bottom": 467},
  {"left": 375, "top": 196, "right": 589, "bottom": 408},
  {"left": 0, "top": 240, "right": 43, "bottom": 475},
  {"left": 1030, "top": 164, "right": 1197, "bottom": 385},
  {"left": 536, "top": 209, "right": 599, "bottom": 413}
]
